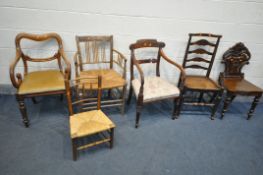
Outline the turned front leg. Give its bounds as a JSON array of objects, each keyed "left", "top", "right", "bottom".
[
  {"left": 221, "top": 92, "right": 233, "bottom": 119},
  {"left": 16, "top": 95, "right": 29, "bottom": 127},
  {"left": 247, "top": 94, "right": 262, "bottom": 120}
]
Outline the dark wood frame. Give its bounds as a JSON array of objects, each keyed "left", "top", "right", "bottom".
[
  {"left": 9, "top": 33, "right": 71, "bottom": 127},
  {"left": 219, "top": 42, "right": 262, "bottom": 119},
  {"left": 65, "top": 76, "right": 114, "bottom": 161},
  {"left": 127, "top": 39, "right": 186, "bottom": 128},
  {"left": 178, "top": 33, "right": 223, "bottom": 120},
  {"left": 74, "top": 35, "right": 127, "bottom": 114}
]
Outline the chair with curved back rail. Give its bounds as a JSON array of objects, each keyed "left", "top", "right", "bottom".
[
  {"left": 127, "top": 39, "right": 185, "bottom": 128},
  {"left": 9, "top": 33, "right": 71, "bottom": 127},
  {"left": 219, "top": 42, "right": 262, "bottom": 119},
  {"left": 74, "top": 36, "right": 127, "bottom": 114},
  {"left": 65, "top": 75, "right": 115, "bottom": 161},
  {"left": 178, "top": 33, "right": 223, "bottom": 120}
]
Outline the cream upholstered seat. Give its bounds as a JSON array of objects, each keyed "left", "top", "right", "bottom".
[
  {"left": 70, "top": 110, "right": 115, "bottom": 139},
  {"left": 79, "top": 69, "right": 126, "bottom": 89},
  {"left": 18, "top": 70, "right": 65, "bottom": 95},
  {"left": 132, "top": 77, "right": 180, "bottom": 103}
]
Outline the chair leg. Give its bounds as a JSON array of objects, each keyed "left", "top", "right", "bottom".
[
  {"left": 135, "top": 98, "right": 143, "bottom": 128},
  {"left": 121, "top": 86, "right": 126, "bottom": 116},
  {"left": 176, "top": 91, "right": 185, "bottom": 117},
  {"left": 31, "top": 97, "right": 38, "bottom": 104},
  {"left": 16, "top": 95, "right": 29, "bottom": 127},
  {"left": 247, "top": 94, "right": 262, "bottom": 120},
  {"left": 72, "top": 138, "right": 78, "bottom": 161},
  {"left": 108, "top": 89, "right": 112, "bottom": 98},
  {"left": 220, "top": 92, "right": 233, "bottom": 119},
  {"left": 60, "top": 94, "right": 64, "bottom": 101},
  {"left": 210, "top": 90, "right": 223, "bottom": 120},
  {"left": 127, "top": 86, "right": 133, "bottom": 105},
  {"left": 198, "top": 92, "right": 204, "bottom": 103},
  {"left": 109, "top": 128, "right": 114, "bottom": 149},
  {"left": 172, "top": 97, "right": 179, "bottom": 120}
]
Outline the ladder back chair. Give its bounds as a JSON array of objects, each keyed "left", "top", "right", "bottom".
[
  {"left": 74, "top": 35, "right": 127, "bottom": 114},
  {"left": 219, "top": 42, "right": 262, "bottom": 120},
  {"left": 127, "top": 39, "right": 185, "bottom": 128},
  {"left": 65, "top": 76, "right": 115, "bottom": 161},
  {"left": 178, "top": 33, "right": 223, "bottom": 119},
  {"left": 9, "top": 33, "right": 71, "bottom": 127}
]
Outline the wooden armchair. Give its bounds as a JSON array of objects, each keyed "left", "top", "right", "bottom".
[
  {"left": 74, "top": 36, "right": 127, "bottom": 114},
  {"left": 127, "top": 39, "right": 185, "bottom": 128},
  {"left": 219, "top": 43, "right": 262, "bottom": 119},
  {"left": 178, "top": 33, "right": 223, "bottom": 120},
  {"left": 9, "top": 33, "right": 71, "bottom": 127},
  {"left": 65, "top": 76, "right": 115, "bottom": 161}
]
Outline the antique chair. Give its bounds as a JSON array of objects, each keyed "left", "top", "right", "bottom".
[
  {"left": 74, "top": 36, "right": 127, "bottom": 114},
  {"left": 65, "top": 75, "right": 115, "bottom": 160},
  {"left": 9, "top": 33, "right": 71, "bottom": 127},
  {"left": 127, "top": 39, "right": 185, "bottom": 128},
  {"left": 219, "top": 43, "right": 262, "bottom": 119},
  {"left": 178, "top": 33, "right": 223, "bottom": 119}
]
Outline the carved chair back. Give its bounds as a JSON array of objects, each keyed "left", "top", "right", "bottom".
[
  {"left": 182, "top": 33, "right": 222, "bottom": 77},
  {"left": 221, "top": 42, "right": 251, "bottom": 79},
  {"left": 65, "top": 76, "right": 102, "bottom": 116},
  {"left": 129, "top": 39, "right": 165, "bottom": 80},
  {"left": 15, "top": 33, "right": 65, "bottom": 75},
  {"left": 75, "top": 36, "right": 114, "bottom": 71}
]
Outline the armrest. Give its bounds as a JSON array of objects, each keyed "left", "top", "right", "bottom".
[
  {"left": 133, "top": 58, "right": 145, "bottom": 96},
  {"left": 9, "top": 52, "right": 23, "bottom": 88},
  {"left": 160, "top": 50, "right": 186, "bottom": 88},
  {"left": 113, "top": 49, "right": 127, "bottom": 79},
  {"left": 60, "top": 49, "right": 71, "bottom": 80}
]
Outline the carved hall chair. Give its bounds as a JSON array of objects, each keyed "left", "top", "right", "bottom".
[
  {"left": 178, "top": 33, "right": 223, "bottom": 120},
  {"left": 219, "top": 43, "right": 262, "bottom": 119},
  {"left": 74, "top": 36, "right": 127, "bottom": 114},
  {"left": 65, "top": 75, "right": 115, "bottom": 161},
  {"left": 10, "top": 33, "right": 71, "bottom": 127},
  {"left": 127, "top": 39, "right": 185, "bottom": 128}
]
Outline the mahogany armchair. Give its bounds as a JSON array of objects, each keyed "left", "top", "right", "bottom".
[
  {"left": 219, "top": 43, "right": 262, "bottom": 119},
  {"left": 9, "top": 33, "right": 71, "bottom": 127},
  {"left": 74, "top": 35, "right": 127, "bottom": 114},
  {"left": 127, "top": 39, "right": 185, "bottom": 128},
  {"left": 65, "top": 76, "right": 115, "bottom": 161},
  {"left": 178, "top": 33, "right": 223, "bottom": 120}
]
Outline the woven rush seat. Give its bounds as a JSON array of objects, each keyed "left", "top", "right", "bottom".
[
  {"left": 70, "top": 110, "right": 115, "bottom": 139},
  {"left": 132, "top": 76, "right": 180, "bottom": 103},
  {"left": 18, "top": 70, "right": 65, "bottom": 95},
  {"left": 79, "top": 69, "right": 126, "bottom": 89}
]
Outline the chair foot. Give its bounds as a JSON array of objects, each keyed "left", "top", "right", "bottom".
[
  {"left": 127, "top": 86, "right": 133, "bottom": 105},
  {"left": 220, "top": 92, "right": 232, "bottom": 120}
]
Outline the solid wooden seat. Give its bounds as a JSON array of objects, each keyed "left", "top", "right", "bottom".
[
  {"left": 127, "top": 39, "right": 185, "bottom": 128},
  {"left": 66, "top": 76, "right": 115, "bottom": 160},
  {"left": 70, "top": 110, "right": 115, "bottom": 139},
  {"left": 18, "top": 70, "right": 65, "bottom": 94},
  {"left": 219, "top": 43, "right": 262, "bottom": 120},
  {"left": 9, "top": 33, "right": 71, "bottom": 127},
  {"left": 184, "top": 75, "right": 220, "bottom": 91},
  {"left": 223, "top": 78, "right": 262, "bottom": 94},
  {"left": 178, "top": 33, "right": 223, "bottom": 120},
  {"left": 132, "top": 76, "right": 180, "bottom": 103},
  {"left": 79, "top": 69, "right": 126, "bottom": 89}
]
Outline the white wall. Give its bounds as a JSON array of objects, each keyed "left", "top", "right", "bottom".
[{"left": 1, "top": 0, "right": 263, "bottom": 88}]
